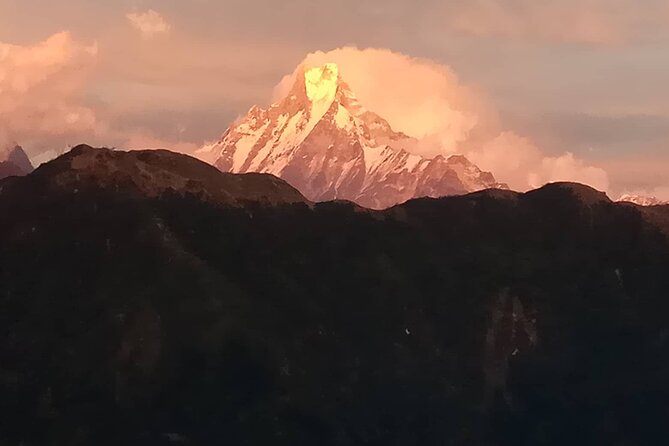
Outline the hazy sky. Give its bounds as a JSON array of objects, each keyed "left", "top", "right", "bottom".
[{"left": 1, "top": 0, "right": 668, "bottom": 197}]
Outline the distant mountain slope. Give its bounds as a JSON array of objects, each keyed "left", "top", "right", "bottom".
[
  {"left": 0, "top": 144, "right": 33, "bottom": 180},
  {"left": 1, "top": 148, "right": 669, "bottom": 445},
  {"left": 618, "top": 193, "right": 669, "bottom": 206},
  {"left": 200, "top": 64, "right": 506, "bottom": 209},
  {"left": 0, "top": 160, "right": 26, "bottom": 180}
]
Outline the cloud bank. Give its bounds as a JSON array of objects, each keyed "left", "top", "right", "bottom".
[
  {"left": 0, "top": 32, "right": 101, "bottom": 149},
  {"left": 0, "top": 30, "right": 196, "bottom": 161}
]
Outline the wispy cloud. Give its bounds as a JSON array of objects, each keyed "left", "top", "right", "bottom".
[{"left": 126, "top": 10, "right": 171, "bottom": 38}]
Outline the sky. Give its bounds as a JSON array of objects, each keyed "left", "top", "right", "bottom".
[{"left": 1, "top": 0, "right": 668, "bottom": 197}]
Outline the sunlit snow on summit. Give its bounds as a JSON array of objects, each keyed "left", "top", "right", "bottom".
[{"left": 304, "top": 63, "right": 340, "bottom": 103}]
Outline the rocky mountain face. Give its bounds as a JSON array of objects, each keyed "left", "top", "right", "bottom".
[
  {"left": 2, "top": 148, "right": 669, "bottom": 445},
  {"left": 618, "top": 193, "right": 669, "bottom": 206},
  {"left": 200, "top": 64, "right": 506, "bottom": 209},
  {"left": 0, "top": 144, "right": 33, "bottom": 180}
]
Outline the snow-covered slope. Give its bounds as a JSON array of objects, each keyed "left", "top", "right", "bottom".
[
  {"left": 618, "top": 194, "right": 669, "bottom": 206},
  {"left": 200, "top": 63, "right": 506, "bottom": 209}
]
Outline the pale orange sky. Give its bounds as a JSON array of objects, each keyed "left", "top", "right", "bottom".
[{"left": 1, "top": 0, "right": 668, "bottom": 197}]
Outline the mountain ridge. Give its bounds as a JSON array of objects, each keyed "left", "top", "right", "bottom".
[
  {"left": 2, "top": 145, "right": 669, "bottom": 444},
  {"left": 1, "top": 144, "right": 307, "bottom": 207}
]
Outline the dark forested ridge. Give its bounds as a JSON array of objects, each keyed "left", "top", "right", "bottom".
[{"left": 1, "top": 146, "right": 668, "bottom": 445}]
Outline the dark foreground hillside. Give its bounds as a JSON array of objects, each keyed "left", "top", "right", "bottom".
[{"left": 1, "top": 146, "right": 669, "bottom": 445}]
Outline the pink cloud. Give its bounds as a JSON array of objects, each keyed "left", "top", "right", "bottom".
[
  {"left": 0, "top": 32, "right": 102, "bottom": 148},
  {"left": 126, "top": 10, "right": 171, "bottom": 38},
  {"left": 468, "top": 132, "right": 609, "bottom": 192}
]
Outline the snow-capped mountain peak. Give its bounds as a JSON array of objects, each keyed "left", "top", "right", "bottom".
[
  {"left": 617, "top": 194, "right": 668, "bottom": 206},
  {"left": 200, "top": 63, "right": 506, "bottom": 209}
]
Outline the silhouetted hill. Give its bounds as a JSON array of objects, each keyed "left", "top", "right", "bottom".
[
  {"left": 1, "top": 147, "right": 668, "bottom": 445},
  {"left": 19, "top": 144, "right": 308, "bottom": 206}
]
